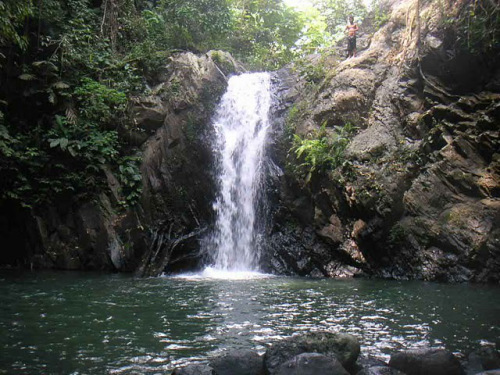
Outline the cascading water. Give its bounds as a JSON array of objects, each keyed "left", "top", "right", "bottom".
[{"left": 204, "top": 72, "right": 272, "bottom": 274}]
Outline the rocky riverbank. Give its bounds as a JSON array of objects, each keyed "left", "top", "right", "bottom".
[{"left": 171, "top": 332, "right": 500, "bottom": 375}]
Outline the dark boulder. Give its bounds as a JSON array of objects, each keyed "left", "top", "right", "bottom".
[
  {"left": 275, "top": 353, "right": 349, "bottom": 375},
  {"left": 468, "top": 346, "right": 500, "bottom": 372},
  {"left": 209, "top": 349, "right": 264, "bottom": 375},
  {"left": 171, "top": 364, "right": 216, "bottom": 375},
  {"left": 389, "top": 348, "right": 463, "bottom": 375},
  {"left": 264, "top": 332, "right": 360, "bottom": 374}
]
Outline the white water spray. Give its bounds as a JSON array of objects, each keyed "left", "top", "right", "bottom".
[{"left": 204, "top": 72, "right": 272, "bottom": 273}]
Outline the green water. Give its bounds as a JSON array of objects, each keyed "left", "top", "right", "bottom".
[{"left": 0, "top": 271, "right": 499, "bottom": 374}]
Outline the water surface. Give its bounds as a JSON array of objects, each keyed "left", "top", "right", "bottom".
[{"left": 1, "top": 271, "right": 499, "bottom": 374}]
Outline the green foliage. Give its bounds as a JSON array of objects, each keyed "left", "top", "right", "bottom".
[
  {"left": 0, "top": 0, "right": 33, "bottom": 50},
  {"left": 313, "top": 0, "right": 368, "bottom": 43},
  {"left": 118, "top": 155, "right": 143, "bottom": 207},
  {"left": 228, "top": 0, "right": 303, "bottom": 69},
  {"left": 388, "top": 223, "right": 408, "bottom": 246},
  {"left": 446, "top": 0, "right": 500, "bottom": 54},
  {"left": 74, "top": 78, "right": 127, "bottom": 124},
  {"left": 285, "top": 104, "right": 300, "bottom": 138},
  {"left": 291, "top": 122, "right": 357, "bottom": 182},
  {"left": 294, "top": 5, "right": 334, "bottom": 53},
  {"left": 372, "top": 0, "right": 390, "bottom": 29},
  {"left": 160, "top": 0, "right": 232, "bottom": 50},
  {"left": 294, "top": 57, "right": 328, "bottom": 85}
]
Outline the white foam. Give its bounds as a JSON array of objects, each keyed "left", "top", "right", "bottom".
[{"left": 171, "top": 267, "right": 273, "bottom": 281}]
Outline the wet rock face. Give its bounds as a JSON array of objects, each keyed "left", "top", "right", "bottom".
[
  {"left": 265, "top": 0, "right": 500, "bottom": 283},
  {"left": 9, "top": 51, "right": 239, "bottom": 273}
]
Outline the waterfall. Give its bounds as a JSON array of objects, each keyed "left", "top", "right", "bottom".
[{"left": 205, "top": 72, "right": 272, "bottom": 273}]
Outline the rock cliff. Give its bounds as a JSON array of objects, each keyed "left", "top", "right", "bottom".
[{"left": 264, "top": 0, "right": 499, "bottom": 282}]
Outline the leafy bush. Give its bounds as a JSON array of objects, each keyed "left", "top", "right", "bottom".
[
  {"left": 74, "top": 78, "right": 127, "bottom": 124},
  {"left": 118, "top": 155, "right": 143, "bottom": 207}
]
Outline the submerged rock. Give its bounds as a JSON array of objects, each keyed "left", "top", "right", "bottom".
[
  {"left": 389, "top": 348, "right": 464, "bottom": 375},
  {"left": 275, "top": 352, "right": 349, "bottom": 375},
  {"left": 357, "top": 365, "right": 406, "bottom": 375},
  {"left": 171, "top": 364, "right": 216, "bottom": 375},
  {"left": 209, "top": 349, "right": 264, "bottom": 375},
  {"left": 264, "top": 332, "right": 360, "bottom": 374},
  {"left": 355, "top": 356, "right": 406, "bottom": 375},
  {"left": 467, "top": 346, "right": 500, "bottom": 373}
]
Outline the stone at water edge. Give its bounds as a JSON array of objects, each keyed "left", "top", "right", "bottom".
[
  {"left": 468, "top": 346, "right": 500, "bottom": 371},
  {"left": 388, "top": 348, "right": 464, "bottom": 375},
  {"left": 171, "top": 364, "right": 216, "bottom": 375},
  {"left": 355, "top": 355, "right": 406, "bottom": 375},
  {"left": 275, "top": 353, "right": 349, "bottom": 375},
  {"left": 474, "top": 371, "right": 500, "bottom": 375},
  {"left": 356, "top": 366, "right": 406, "bottom": 375},
  {"left": 209, "top": 349, "right": 265, "bottom": 375},
  {"left": 264, "top": 332, "right": 360, "bottom": 374}
]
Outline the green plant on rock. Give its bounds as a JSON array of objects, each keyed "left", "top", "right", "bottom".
[
  {"left": 284, "top": 104, "right": 300, "bottom": 140},
  {"left": 388, "top": 223, "right": 408, "bottom": 246},
  {"left": 118, "top": 154, "right": 143, "bottom": 207},
  {"left": 210, "top": 51, "right": 234, "bottom": 75},
  {"left": 291, "top": 122, "right": 357, "bottom": 182},
  {"left": 294, "top": 58, "right": 327, "bottom": 85}
]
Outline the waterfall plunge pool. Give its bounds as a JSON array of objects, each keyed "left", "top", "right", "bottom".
[{"left": 1, "top": 270, "right": 499, "bottom": 374}]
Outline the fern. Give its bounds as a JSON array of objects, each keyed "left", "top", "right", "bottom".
[{"left": 291, "top": 122, "right": 357, "bottom": 182}]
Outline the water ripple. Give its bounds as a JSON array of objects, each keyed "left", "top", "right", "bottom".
[{"left": 0, "top": 272, "right": 499, "bottom": 374}]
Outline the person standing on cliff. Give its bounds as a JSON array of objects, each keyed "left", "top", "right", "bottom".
[{"left": 345, "top": 15, "right": 359, "bottom": 58}]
